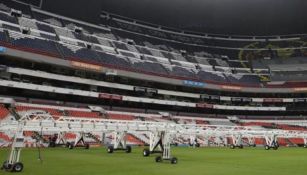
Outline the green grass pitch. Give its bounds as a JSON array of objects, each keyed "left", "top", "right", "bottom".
[{"left": 1, "top": 146, "right": 307, "bottom": 175}]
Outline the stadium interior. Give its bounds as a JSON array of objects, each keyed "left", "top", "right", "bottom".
[{"left": 1, "top": 0, "right": 307, "bottom": 174}]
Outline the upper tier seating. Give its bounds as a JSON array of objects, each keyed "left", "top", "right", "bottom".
[
  {"left": 226, "top": 74, "right": 261, "bottom": 85},
  {"left": 130, "top": 59, "right": 169, "bottom": 75},
  {"left": 0, "top": 11, "right": 18, "bottom": 24},
  {"left": 1, "top": 1, "right": 31, "bottom": 17},
  {"left": 11, "top": 37, "right": 60, "bottom": 56},
  {"left": 18, "top": 18, "right": 38, "bottom": 30},
  {"left": 33, "top": 11, "right": 64, "bottom": 27},
  {"left": 0, "top": 29, "right": 8, "bottom": 42},
  {"left": 197, "top": 70, "right": 227, "bottom": 82},
  {"left": 0, "top": 2, "right": 285, "bottom": 87},
  {"left": 0, "top": 3, "right": 10, "bottom": 12},
  {"left": 36, "top": 22, "right": 56, "bottom": 34}
]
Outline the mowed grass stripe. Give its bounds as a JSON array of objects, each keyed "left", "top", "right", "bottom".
[{"left": 1, "top": 147, "right": 307, "bottom": 175}]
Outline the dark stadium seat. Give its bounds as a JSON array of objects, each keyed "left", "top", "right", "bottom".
[
  {"left": 197, "top": 70, "right": 227, "bottom": 82},
  {"left": 33, "top": 11, "right": 64, "bottom": 27},
  {"left": 113, "top": 42, "right": 129, "bottom": 50},
  {"left": 10, "top": 37, "right": 61, "bottom": 57},
  {"left": 36, "top": 22, "right": 56, "bottom": 34},
  {"left": 226, "top": 74, "right": 261, "bottom": 85},
  {"left": 0, "top": 12, "right": 18, "bottom": 24},
  {"left": 0, "top": 30, "right": 8, "bottom": 42},
  {"left": 131, "top": 60, "right": 169, "bottom": 75},
  {"left": 58, "top": 44, "right": 100, "bottom": 62},
  {"left": 0, "top": 0, "right": 32, "bottom": 17},
  {"left": 96, "top": 51, "right": 132, "bottom": 68},
  {"left": 40, "top": 33, "right": 58, "bottom": 41},
  {"left": 2, "top": 24, "right": 20, "bottom": 32},
  {"left": 169, "top": 66, "right": 197, "bottom": 78},
  {"left": 0, "top": 3, "right": 11, "bottom": 12}
]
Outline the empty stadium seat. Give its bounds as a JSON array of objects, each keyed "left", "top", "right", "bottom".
[
  {"left": 67, "top": 110, "right": 101, "bottom": 118},
  {"left": 15, "top": 105, "right": 63, "bottom": 116},
  {"left": 0, "top": 104, "right": 9, "bottom": 119},
  {"left": 108, "top": 113, "right": 135, "bottom": 120}
]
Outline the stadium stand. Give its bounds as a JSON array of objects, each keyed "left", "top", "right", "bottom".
[{"left": 0, "top": 1, "right": 307, "bottom": 143}]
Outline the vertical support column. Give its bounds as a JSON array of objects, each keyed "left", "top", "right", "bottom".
[
  {"left": 154, "top": 131, "right": 178, "bottom": 164},
  {"left": 264, "top": 134, "right": 278, "bottom": 150},
  {"left": 230, "top": 134, "right": 243, "bottom": 149},
  {"left": 248, "top": 137, "right": 256, "bottom": 147},
  {"left": 74, "top": 132, "right": 84, "bottom": 147},
  {"left": 203, "top": 136, "right": 210, "bottom": 147},
  {"left": 162, "top": 132, "right": 171, "bottom": 159},
  {"left": 101, "top": 132, "right": 106, "bottom": 145},
  {"left": 189, "top": 135, "right": 196, "bottom": 147},
  {"left": 149, "top": 132, "right": 163, "bottom": 152},
  {"left": 303, "top": 137, "right": 307, "bottom": 148},
  {"left": 56, "top": 132, "right": 67, "bottom": 145},
  {"left": 67, "top": 132, "right": 89, "bottom": 149},
  {"left": 107, "top": 131, "right": 131, "bottom": 153},
  {"left": 223, "top": 136, "right": 228, "bottom": 147},
  {"left": 113, "top": 131, "right": 127, "bottom": 149},
  {"left": 143, "top": 131, "right": 163, "bottom": 156},
  {"left": 2, "top": 123, "right": 24, "bottom": 172}
]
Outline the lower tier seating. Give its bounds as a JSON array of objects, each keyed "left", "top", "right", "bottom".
[{"left": 0, "top": 104, "right": 9, "bottom": 119}]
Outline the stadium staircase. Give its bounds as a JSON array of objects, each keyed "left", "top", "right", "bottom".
[
  {"left": 87, "top": 133, "right": 101, "bottom": 143},
  {"left": 8, "top": 107, "right": 21, "bottom": 120},
  {"left": 131, "top": 133, "right": 149, "bottom": 144},
  {"left": 126, "top": 134, "right": 145, "bottom": 145}
]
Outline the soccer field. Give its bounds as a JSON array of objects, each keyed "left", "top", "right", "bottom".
[{"left": 1, "top": 147, "right": 307, "bottom": 175}]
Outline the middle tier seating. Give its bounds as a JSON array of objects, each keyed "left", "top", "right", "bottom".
[
  {"left": 15, "top": 105, "right": 63, "bottom": 116},
  {"left": 67, "top": 110, "right": 101, "bottom": 118}
]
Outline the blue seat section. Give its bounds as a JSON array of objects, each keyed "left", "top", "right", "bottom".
[
  {"left": 36, "top": 23, "right": 56, "bottom": 34},
  {"left": 0, "top": 30, "right": 7, "bottom": 42},
  {"left": 0, "top": 0, "right": 267, "bottom": 86},
  {"left": 0, "top": 12, "right": 18, "bottom": 24},
  {"left": 11, "top": 37, "right": 60, "bottom": 56},
  {"left": 169, "top": 66, "right": 197, "bottom": 79},
  {"left": 197, "top": 70, "right": 227, "bottom": 82},
  {"left": 73, "top": 33, "right": 99, "bottom": 44},
  {"left": 40, "top": 33, "right": 58, "bottom": 41},
  {"left": 136, "top": 46, "right": 152, "bottom": 55},
  {"left": 33, "top": 11, "right": 64, "bottom": 27},
  {"left": 113, "top": 42, "right": 129, "bottom": 50},
  {"left": 96, "top": 51, "right": 131, "bottom": 68},
  {"left": 0, "top": 1, "right": 32, "bottom": 17},
  {"left": 226, "top": 74, "right": 261, "bottom": 85},
  {"left": 131, "top": 61, "right": 169, "bottom": 75},
  {"left": 120, "top": 51, "right": 136, "bottom": 58},
  {"left": 4, "top": 30, "right": 261, "bottom": 85},
  {"left": 2, "top": 24, "right": 20, "bottom": 32},
  {"left": 57, "top": 44, "right": 99, "bottom": 62}
]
